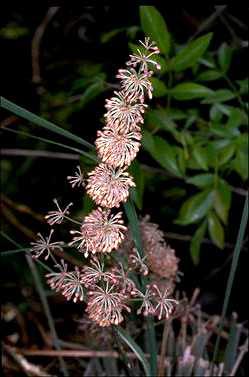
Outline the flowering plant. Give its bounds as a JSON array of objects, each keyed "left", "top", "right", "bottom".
[{"left": 30, "top": 37, "right": 179, "bottom": 328}]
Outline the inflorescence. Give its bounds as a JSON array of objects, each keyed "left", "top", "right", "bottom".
[{"left": 30, "top": 37, "right": 178, "bottom": 327}]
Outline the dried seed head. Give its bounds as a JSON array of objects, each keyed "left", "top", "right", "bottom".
[
  {"left": 140, "top": 216, "right": 179, "bottom": 280},
  {"left": 86, "top": 164, "right": 135, "bottom": 208}
]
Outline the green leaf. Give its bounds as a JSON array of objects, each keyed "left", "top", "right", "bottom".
[
  {"left": 202, "top": 89, "right": 236, "bottom": 104},
  {"left": 176, "top": 190, "right": 213, "bottom": 225},
  {"left": 0, "top": 97, "right": 95, "bottom": 151},
  {"left": 124, "top": 200, "right": 144, "bottom": 258},
  {"left": 192, "top": 146, "right": 209, "bottom": 170},
  {"left": 142, "top": 131, "right": 182, "bottom": 177},
  {"left": 116, "top": 327, "right": 151, "bottom": 377},
  {"left": 146, "top": 109, "right": 177, "bottom": 133},
  {"left": 170, "top": 83, "right": 212, "bottom": 100},
  {"left": 78, "top": 80, "right": 106, "bottom": 108},
  {"left": 101, "top": 28, "right": 125, "bottom": 43},
  {"left": 236, "top": 78, "right": 249, "bottom": 95},
  {"left": 197, "top": 69, "right": 222, "bottom": 81},
  {"left": 151, "top": 78, "right": 167, "bottom": 97},
  {"left": 233, "top": 134, "right": 248, "bottom": 180},
  {"left": 170, "top": 33, "right": 213, "bottom": 72},
  {"left": 218, "top": 43, "right": 232, "bottom": 73},
  {"left": 187, "top": 174, "right": 214, "bottom": 188},
  {"left": 214, "top": 179, "right": 232, "bottom": 224},
  {"left": 129, "top": 161, "right": 145, "bottom": 210},
  {"left": 233, "top": 150, "right": 248, "bottom": 180},
  {"left": 217, "top": 144, "right": 235, "bottom": 166},
  {"left": 208, "top": 211, "right": 225, "bottom": 249},
  {"left": 140, "top": 6, "right": 170, "bottom": 55},
  {"left": 190, "top": 220, "right": 207, "bottom": 265}
]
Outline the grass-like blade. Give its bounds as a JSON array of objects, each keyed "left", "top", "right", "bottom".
[
  {"left": 0, "top": 96, "right": 95, "bottom": 151},
  {"left": 212, "top": 193, "right": 248, "bottom": 367},
  {"left": 116, "top": 327, "right": 151, "bottom": 377},
  {"left": 2, "top": 127, "right": 97, "bottom": 162},
  {"left": 124, "top": 198, "right": 158, "bottom": 376},
  {"left": 124, "top": 198, "right": 144, "bottom": 258}
]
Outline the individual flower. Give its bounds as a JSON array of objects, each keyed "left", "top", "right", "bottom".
[
  {"left": 86, "top": 164, "right": 135, "bottom": 208},
  {"left": 95, "top": 127, "right": 142, "bottom": 168},
  {"left": 60, "top": 267, "right": 85, "bottom": 303},
  {"left": 81, "top": 257, "right": 117, "bottom": 287},
  {"left": 30, "top": 229, "right": 63, "bottom": 260},
  {"left": 128, "top": 248, "right": 149, "bottom": 276},
  {"left": 152, "top": 284, "right": 178, "bottom": 320},
  {"left": 67, "top": 166, "right": 85, "bottom": 188},
  {"left": 135, "top": 286, "right": 155, "bottom": 316},
  {"left": 110, "top": 262, "right": 137, "bottom": 295},
  {"left": 127, "top": 37, "right": 161, "bottom": 73},
  {"left": 45, "top": 199, "right": 73, "bottom": 226},
  {"left": 104, "top": 91, "right": 147, "bottom": 132},
  {"left": 70, "top": 208, "right": 127, "bottom": 256},
  {"left": 86, "top": 282, "right": 130, "bottom": 327},
  {"left": 46, "top": 259, "right": 69, "bottom": 291},
  {"left": 117, "top": 68, "right": 153, "bottom": 102}
]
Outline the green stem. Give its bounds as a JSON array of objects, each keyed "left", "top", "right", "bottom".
[{"left": 212, "top": 193, "right": 248, "bottom": 369}]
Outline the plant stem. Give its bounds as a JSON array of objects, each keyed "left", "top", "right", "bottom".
[{"left": 211, "top": 193, "right": 248, "bottom": 370}]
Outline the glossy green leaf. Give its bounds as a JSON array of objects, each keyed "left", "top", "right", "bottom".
[
  {"left": 218, "top": 144, "right": 235, "bottom": 166},
  {"left": 202, "top": 89, "right": 236, "bottom": 104},
  {"left": 78, "top": 82, "right": 105, "bottom": 108},
  {"left": 208, "top": 211, "right": 225, "bottom": 249},
  {"left": 190, "top": 220, "right": 207, "bottom": 265},
  {"left": 170, "top": 33, "right": 213, "bottom": 72},
  {"left": 176, "top": 190, "right": 213, "bottom": 225},
  {"left": 236, "top": 78, "right": 249, "bottom": 95},
  {"left": 142, "top": 131, "right": 182, "bottom": 177},
  {"left": 214, "top": 179, "right": 232, "bottom": 224},
  {"left": 140, "top": 6, "right": 170, "bottom": 55},
  {"left": 197, "top": 69, "right": 222, "bottom": 81},
  {"left": 170, "top": 83, "right": 212, "bottom": 100},
  {"left": 192, "top": 146, "right": 209, "bottom": 170},
  {"left": 233, "top": 150, "right": 248, "bottom": 180},
  {"left": 187, "top": 174, "right": 214, "bottom": 188},
  {"left": 218, "top": 42, "right": 232, "bottom": 73},
  {"left": 116, "top": 327, "right": 151, "bottom": 377},
  {"left": 146, "top": 109, "right": 177, "bottom": 133},
  {"left": 151, "top": 78, "right": 167, "bottom": 97}
]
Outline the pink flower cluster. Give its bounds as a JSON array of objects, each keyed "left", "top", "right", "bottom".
[{"left": 30, "top": 38, "right": 178, "bottom": 327}]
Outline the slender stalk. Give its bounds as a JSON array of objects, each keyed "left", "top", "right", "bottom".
[
  {"left": 158, "top": 319, "right": 171, "bottom": 376},
  {"left": 212, "top": 194, "right": 248, "bottom": 369}
]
